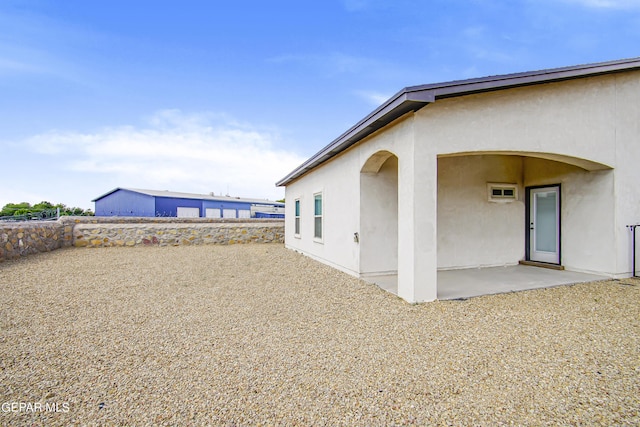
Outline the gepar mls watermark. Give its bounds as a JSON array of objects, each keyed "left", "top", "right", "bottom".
[{"left": 2, "top": 402, "right": 70, "bottom": 414}]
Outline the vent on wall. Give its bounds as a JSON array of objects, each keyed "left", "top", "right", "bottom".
[{"left": 487, "top": 183, "right": 518, "bottom": 202}]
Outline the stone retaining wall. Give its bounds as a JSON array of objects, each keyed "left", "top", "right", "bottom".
[
  {"left": 0, "top": 221, "right": 72, "bottom": 261},
  {"left": 0, "top": 217, "right": 284, "bottom": 261},
  {"left": 73, "top": 222, "right": 283, "bottom": 248}
]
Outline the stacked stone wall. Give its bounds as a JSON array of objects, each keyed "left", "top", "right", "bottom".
[
  {"left": 59, "top": 217, "right": 284, "bottom": 225},
  {"left": 0, "top": 221, "right": 72, "bottom": 261},
  {"left": 73, "top": 222, "right": 283, "bottom": 247},
  {"left": 0, "top": 217, "right": 284, "bottom": 262}
]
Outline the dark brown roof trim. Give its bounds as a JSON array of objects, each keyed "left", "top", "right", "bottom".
[{"left": 276, "top": 57, "right": 640, "bottom": 187}]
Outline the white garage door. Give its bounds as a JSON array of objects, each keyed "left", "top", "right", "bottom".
[
  {"left": 205, "top": 208, "right": 221, "bottom": 218},
  {"left": 177, "top": 207, "right": 200, "bottom": 218},
  {"left": 238, "top": 209, "right": 251, "bottom": 219},
  {"left": 222, "top": 209, "right": 236, "bottom": 218}
]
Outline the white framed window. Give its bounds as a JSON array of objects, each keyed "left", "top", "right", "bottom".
[
  {"left": 294, "top": 199, "right": 301, "bottom": 237},
  {"left": 313, "top": 193, "right": 323, "bottom": 240},
  {"left": 488, "top": 183, "right": 518, "bottom": 202}
]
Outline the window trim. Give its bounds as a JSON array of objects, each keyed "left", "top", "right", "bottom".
[
  {"left": 487, "top": 183, "right": 518, "bottom": 203},
  {"left": 294, "top": 198, "right": 301, "bottom": 238},
  {"left": 313, "top": 192, "right": 323, "bottom": 242}
]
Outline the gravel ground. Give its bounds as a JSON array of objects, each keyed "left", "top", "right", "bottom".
[{"left": 0, "top": 244, "right": 638, "bottom": 426}]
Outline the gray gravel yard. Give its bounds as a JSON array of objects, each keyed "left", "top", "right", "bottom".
[{"left": 0, "top": 244, "right": 639, "bottom": 426}]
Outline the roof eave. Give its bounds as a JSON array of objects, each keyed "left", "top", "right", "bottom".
[
  {"left": 91, "top": 187, "right": 127, "bottom": 202},
  {"left": 275, "top": 91, "right": 434, "bottom": 186},
  {"left": 276, "top": 57, "right": 640, "bottom": 187}
]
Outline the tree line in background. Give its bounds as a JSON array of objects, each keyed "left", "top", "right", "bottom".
[{"left": 0, "top": 201, "right": 94, "bottom": 217}]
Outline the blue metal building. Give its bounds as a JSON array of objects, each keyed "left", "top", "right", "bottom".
[{"left": 93, "top": 188, "right": 285, "bottom": 218}]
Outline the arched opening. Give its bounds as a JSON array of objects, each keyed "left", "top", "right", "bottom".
[
  {"left": 359, "top": 151, "right": 399, "bottom": 283},
  {"left": 438, "top": 150, "right": 612, "bottom": 172},
  {"left": 436, "top": 152, "right": 614, "bottom": 299}
]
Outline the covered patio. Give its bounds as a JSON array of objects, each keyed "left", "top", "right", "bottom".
[{"left": 366, "top": 265, "right": 608, "bottom": 300}]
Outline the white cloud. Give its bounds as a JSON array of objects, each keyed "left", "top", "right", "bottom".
[
  {"left": 268, "top": 52, "right": 381, "bottom": 77},
  {"left": 354, "top": 90, "right": 392, "bottom": 106},
  {"left": 23, "top": 110, "right": 306, "bottom": 202}
]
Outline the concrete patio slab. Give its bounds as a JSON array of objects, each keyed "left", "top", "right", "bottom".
[{"left": 363, "top": 265, "right": 609, "bottom": 300}]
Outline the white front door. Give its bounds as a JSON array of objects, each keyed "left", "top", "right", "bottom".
[{"left": 529, "top": 186, "right": 560, "bottom": 264}]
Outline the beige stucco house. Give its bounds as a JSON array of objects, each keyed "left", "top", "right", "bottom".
[{"left": 277, "top": 58, "right": 640, "bottom": 303}]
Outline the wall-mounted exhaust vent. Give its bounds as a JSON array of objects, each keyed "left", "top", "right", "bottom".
[{"left": 488, "top": 183, "right": 518, "bottom": 202}]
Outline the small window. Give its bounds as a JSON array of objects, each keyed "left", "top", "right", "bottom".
[
  {"left": 314, "top": 193, "right": 322, "bottom": 240},
  {"left": 294, "top": 199, "right": 301, "bottom": 236},
  {"left": 488, "top": 183, "right": 518, "bottom": 202}
]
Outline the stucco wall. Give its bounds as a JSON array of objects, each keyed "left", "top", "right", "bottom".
[
  {"left": 437, "top": 155, "right": 617, "bottom": 274},
  {"left": 284, "top": 115, "right": 417, "bottom": 277},
  {"left": 437, "top": 155, "right": 525, "bottom": 269},
  {"left": 360, "top": 155, "right": 398, "bottom": 275},
  {"left": 284, "top": 70, "right": 640, "bottom": 288},
  {"left": 417, "top": 74, "right": 620, "bottom": 168},
  {"left": 284, "top": 152, "right": 362, "bottom": 276},
  {"left": 417, "top": 73, "right": 629, "bottom": 276},
  {"left": 612, "top": 72, "right": 640, "bottom": 275},
  {"left": 523, "top": 158, "right": 616, "bottom": 275}
]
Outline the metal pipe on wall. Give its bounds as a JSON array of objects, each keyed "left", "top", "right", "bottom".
[{"left": 628, "top": 225, "right": 639, "bottom": 277}]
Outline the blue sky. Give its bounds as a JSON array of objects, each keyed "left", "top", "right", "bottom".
[{"left": 1, "top": 0, "right": 639, "bottom": 210}]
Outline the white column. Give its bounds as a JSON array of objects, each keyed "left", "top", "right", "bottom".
[{"left": 397, "top": 146, "right": 438, "bottom": 302}]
